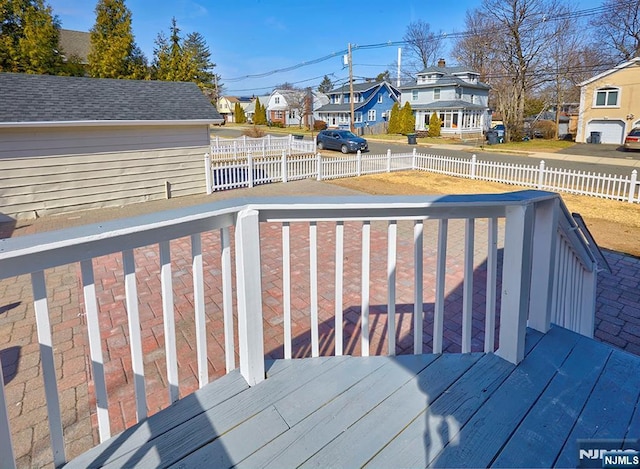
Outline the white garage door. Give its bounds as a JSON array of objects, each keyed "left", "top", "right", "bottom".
[{"left": 586, "top": 120, "right": 625, "bottom": 144}]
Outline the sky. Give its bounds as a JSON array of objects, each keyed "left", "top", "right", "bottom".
[{"left": 47, "top": 0, "right": 603, "bottom": 96}]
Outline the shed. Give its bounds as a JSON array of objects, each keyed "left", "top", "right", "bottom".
[{"left": 0, "top": 73, "right": 222, "bottom": 220}]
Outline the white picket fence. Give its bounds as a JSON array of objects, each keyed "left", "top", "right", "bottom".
[
  {"left": 210, "top": 134, "right": 316, "bottom": 159},
  {"left": 205, "top": 148, "right": 640, "bottom": 203}
]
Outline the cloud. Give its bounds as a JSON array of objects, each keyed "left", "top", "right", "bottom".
[
  {"left": 265, "top": 16, "right": 287, "bottom": 31},
  {"left": 181, "top": 0, "right": 208, "bottom": 18}
]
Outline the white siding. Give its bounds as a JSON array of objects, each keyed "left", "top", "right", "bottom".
[{"left": 0, "top": 125, "right": 210, "bottom": 219}]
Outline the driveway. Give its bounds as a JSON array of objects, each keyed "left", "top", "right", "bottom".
[{"left": 556, "top": 142, "right": 640, "bottom": 161}]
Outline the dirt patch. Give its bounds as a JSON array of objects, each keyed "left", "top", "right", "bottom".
[{"left": 327, "top": 171, "right": 640, "bottom": 258}]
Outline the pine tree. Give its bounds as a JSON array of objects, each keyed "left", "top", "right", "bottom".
[
  {"left": 428, "top": 112, "right": 442, "bottom": 137},
  {"left": 387, "top": 101, "right": 401, "bottom": 134},
  {"left": 400, "top": 101, "right": 415, "bottom": 134},
  {"left": 0, "top": 0, "right": 63, "bottom": 74},
  {"left": 317, "top": 75, "right": 333, "bottom": 93},
  {"left": 88, "top": 0, "right": 146, "bottom": 79},
  {"left": 234, "top": 102, "right": 247, "bottom": 123},
  {"left": 253, "top": 97, "right": 267, "bottom": 125},
  {"left": 184, "top": 31, "right": 216, "bottom": 90}
]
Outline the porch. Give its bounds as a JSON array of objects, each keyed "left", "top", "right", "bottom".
[
  {"left": 0, "top": 187, "right": 631, "bottom": 468},
  {"left": 64, "top": 326, "right": 640, "bottom": 468}
]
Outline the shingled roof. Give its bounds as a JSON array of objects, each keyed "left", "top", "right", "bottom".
[{"left": 0, "top": 73, "right": 223, "bottom": 126}]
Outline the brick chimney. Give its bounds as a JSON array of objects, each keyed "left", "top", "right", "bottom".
[{"left": 437, "top": 58, "right": 446, "bottom": 68}]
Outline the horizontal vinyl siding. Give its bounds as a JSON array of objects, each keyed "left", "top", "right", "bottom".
[
  {"left": 0, "top": 125, "right": 210, "bottom": 158},
  {"left": 0, "top": 142, "right": 209, "bottom": 219}
]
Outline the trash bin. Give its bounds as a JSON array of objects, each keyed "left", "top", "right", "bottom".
[
  {"left": 589, "top": 131, "right": 601, "bottom": 144},
  {"left": 407, "top": 133, "right": 417, "bottom": 145},
  {"left": 486, "top": 130, "right": 498, "bottom": 145}
]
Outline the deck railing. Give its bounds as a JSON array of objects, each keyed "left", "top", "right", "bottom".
[
  {"left": 206, "top": 149, "right": 640, "bottom": 203},
  {"left": 0, "top": 191, "right": 598, "bottom": 468}
]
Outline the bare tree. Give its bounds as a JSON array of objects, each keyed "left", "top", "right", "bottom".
[
  {"left": 402, "top": 20, "right": 445, "bottom": 76},
  {"left": 287, "top": 88, "right": 312, "bottom": 129},
  {"left": 461, "top": 0, "right": 567, "bottom": 141},
  {"left": 590, "top": 0, "right": 640, "bottom": 63}
]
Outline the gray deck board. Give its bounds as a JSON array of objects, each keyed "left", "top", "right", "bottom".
[{"left": 66, "top": 327, "right": 639, "bottom": 469}]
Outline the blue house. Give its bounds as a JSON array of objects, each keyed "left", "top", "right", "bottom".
[{"left": 317, "top": 81, "right": 400, "bottom": 132}]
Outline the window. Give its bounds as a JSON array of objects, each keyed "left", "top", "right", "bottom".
[
  {"left": 332, "top": 95, "right": 341, "bottom": 104},
  {"left": 434, "top": 88, "right": 441, "bottom": 100},
  {"left": 378, "top": 94, "right": 383, "bottom": 103},
  {"left": 367, "top": 110, "right": 376, "bottom": 121},
  {"left": 289, "top": 110, "right": 295, "bottom": 119},
  {"left": 275, "top": 97, "right": 280, "bottom": 104},
  {"left": 344, "top": 94, "right": 350, "bottom": 104},
  {"left": 595, "top": 87, "right": 619, "bottom": 107},
  {"left": 354, "top": 112, "right": 363, "bottom": 123},
  {"left": 412, "top": 90, "right": 418, "bottom": 101},
  {"left": 455, "top": 87, "right": 462, "bottom": 99}
]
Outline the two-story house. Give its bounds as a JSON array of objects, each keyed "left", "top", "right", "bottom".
[
  {"left": 216, "top": 96, "right": 253, "bottom": 123},
  {"left": 316, "top": 81, "right": 401, "bottom": 131},
  {"left": 266, "top": 89, "right": 329, "bottom": 127},
  {"left": 576, "top": 57, "right": 640, "bottom": 144},
  {"left": 400, "top": 59, "right": 490, "bottom": 139}
]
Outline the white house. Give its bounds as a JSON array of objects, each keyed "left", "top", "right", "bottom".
[
  {"left": 400, "top": 59, "right": 491, "bottom": 138},
  {"left": 266, "top": 89, "right": 329, "bottom": 127}
]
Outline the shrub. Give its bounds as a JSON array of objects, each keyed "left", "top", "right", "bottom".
[
  {"left": 428, "top": 112, "right": 441, "bottom": 137},
  {"left": 532, "top": 120, "right": 556, "bottom": 139},
  {"left": 313, "top": 120, "right": 327, "bottom": 131},
  {"left": 243, "top": 126, "right": 265, "bottom": 138},
  {"left": 400, "top": 102, "right": 415, "bottom": 134},
  {"left": 387, "top": 102, "right": 401, "bottom": 134}
]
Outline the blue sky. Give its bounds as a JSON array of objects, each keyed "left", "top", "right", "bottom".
[{"left": 48, "top": 0, "right": 602, "bottom": 96}]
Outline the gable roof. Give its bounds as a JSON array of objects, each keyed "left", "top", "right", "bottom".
[
  {"left": 578, "top": 57, "right": 640, "bottom": 87},
  {"left": 327, "top": 81, "right": 400, "bottom": 97},
  {"left": 58, "top": 29, "right": 91, "bottom": 64},
  {"left": 401, "top": 65, "right": 490, "bottom": 91},
  {"left": 0, "top": 73, "right": 223, "bottom": 127}
]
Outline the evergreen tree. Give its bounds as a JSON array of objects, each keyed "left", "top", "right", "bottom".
[
  {"left": 400, "top": 101, "right": 415, "bottom": 134},
  {"left": 253, "top": 97, "right": 267, "bottom": 125},
  {"left": 183, "top": 31, "right": 217, "bottom": 90},
  {"left": 317, "top": 75, "right": 333, "bottom": 93},
  {"left": 428, "top": 112, "right": 442, "bottom": 137},
  {"left": 387, "top": 101, "right": 401, "bottom": 134},
  {"left": 88, "top": 0, "right": 146, "bottom": 79},
  {"left": 0, "top": 0, "right": 63, "bottom": 74},
  {"left": 234, "top": 102, "right": 247, "bottom": 123}
]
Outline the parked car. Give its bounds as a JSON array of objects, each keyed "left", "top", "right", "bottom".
[
  {"left": 492, "top": 124, "right": 505, "bottom": 138},
  {"left": 624, "top": 127, "right": 640, "bottom": 151},
  {"left": 316, "top": 129, "right": 368, "bottom": 153}
]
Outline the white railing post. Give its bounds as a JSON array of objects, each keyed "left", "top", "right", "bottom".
[
  {"left": 387, "top": 149, "right": 392, "bottom": 173},
  {"left": 579, "top": 267, "right": 597, "bottom": 337},
  {"left": 247, "top": 151, "right": 254, "bottom": 188},
  {"left": 470, "top": 154, "right": 477, "bottom": 179},
  {"left": 629, "top": 169, "right": 638, "bottom": 203},
  {"left": 204, "top": 153, "right": 212, "bottom": 195},
  {"left": 233, "top": 140, "right": 238, "bottom": 159},
  {"left": 262, "top": 138, "right": 266, "bottom": 158},
  {"left": 497, "top": 203, "right": 534, "bottom": 364},
  {"left": 281, "top": 150, "right": 288, "bottom": 183},
  {"left": 412, "top": 147, "right": 417, "bottom": 169},
  {"left": 357, "top": 150, "right": 362, "bottom": 177},
  {"left": 537, "top": 160, "right": 546, "bottom": 189},
  {"left": 0, "top": 361, "right": 16, "bottom": 469},
  {"left": 242, "top": 135, "right": 247, "bottom": 147},
  {"left": 316, "top": 153, "right": 322, "bottom": 181},
  {"left": 235, "top": 209, "right": 265, "bottom": 386},
  {"left": 527, "top": 198, "right": 559, "bottom": 333}
]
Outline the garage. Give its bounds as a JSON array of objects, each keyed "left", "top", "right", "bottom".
[{"left": 586, "top": 119, "right": 625, "bottom": 144}]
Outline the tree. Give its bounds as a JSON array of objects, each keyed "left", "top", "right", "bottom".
[
  {"left": 590, "top": 0, "right": 640, "bottom": 62},
  {"left": 183, "top": 31, "right": 218, "bottom": 91},
  {"left": 253, "top": 97, "right": 267, "bottom": 125},
  {"left": 400, "top": 101, "right": 415, "bottom": 134},
  {"left": 234, "top": 102, "right": 246, "bottom": 123},
  {"left": 428, "top": 112, "right": 442, "bottom": 137},
  {"left": 402, "top": 20, "right": 445, "bottom": 76},
  {"left": 460, "top": 0, "right": 568, "bottom": 142},
  {"left": 375, "top": 70, "right": 391, "bottom": 82},
  {"left": 0, "top": 0, "right": 63, "bottom": 74},
  {"left": 275, "top": 82, "right": 294, "bottom": 91},
  {"left": 287, "top": 88, "right": 312, "bottom": 128},
  {"left": 88, "top": 0, "right": 146, "bottom": 79},
  {"left": 387, "top": 101, "right": 401, "bottom": 134},
  {"left": 317, "top": 75, "right": 333, "bottom": 93}
]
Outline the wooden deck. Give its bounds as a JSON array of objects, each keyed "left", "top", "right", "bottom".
[{"left": 65, "top": 326, "right": 640, "bottom": 468}]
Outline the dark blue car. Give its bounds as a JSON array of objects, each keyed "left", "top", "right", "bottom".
[{"left": 316, "top": 130, "right": 368, "bottom": 154}]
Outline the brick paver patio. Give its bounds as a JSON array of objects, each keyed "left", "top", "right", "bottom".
[{"left": 1, "top": 180, "right": 639, "bottom": 468}]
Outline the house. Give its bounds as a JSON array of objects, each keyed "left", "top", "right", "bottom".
[
  {"left": 217, "top": 96, "right": 239, "bottom": 123},
  {"left": 316, "top": 81, "right": 400, "bottom": 132},
  {"left": 244, "top": 95, "right": 270, "bottom": 123},
  {"left": 58, "top": 29, "right": 91, "bottom": 64},
  {"left": 0, "top": 72, "right": 223, "bottom": 220},
  {"left": 400, "top": 59, "right": 490, "bottom": 139},
  {"left": 576, "top": 57, "right": 640, "bottom": 144},
  {"left": 266, "top": 89, "right": 329, "bottom": 127}
]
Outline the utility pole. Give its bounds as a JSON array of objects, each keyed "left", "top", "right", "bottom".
[{"left": 348, "top": 43, "right": 355, "bottom": 133}]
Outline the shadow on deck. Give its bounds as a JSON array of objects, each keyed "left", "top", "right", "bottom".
[{"left": 65, "top": 326, "right": 640, "bottom": 468}]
